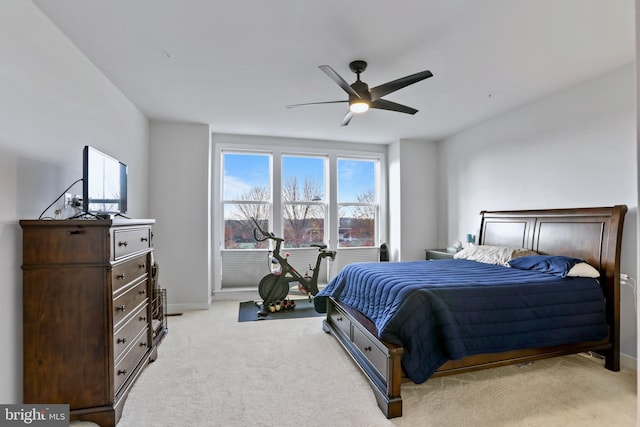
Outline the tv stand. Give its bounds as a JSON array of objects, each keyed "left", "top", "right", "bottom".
[
  {"left": 95, "top": 212, "right": 130, "bottom": 220},
  {"left": 20, "top": 218, "right": 165, "bottom": 427},
  {"left": 95, "top": 213, "right": 116, "bottom": 220}
]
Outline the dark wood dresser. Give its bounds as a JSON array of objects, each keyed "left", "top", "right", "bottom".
[{"left": 20, "top": 218, "right": 165, "bottom": 427}]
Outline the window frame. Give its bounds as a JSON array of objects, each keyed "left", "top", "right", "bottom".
[
  {"left": 220, "top": 150, "right": 273, "bottom": 250},
  {"left": 336, "top": 156, "right": 380, "bottom": 248},
  {"left": 212, "top": 136, "right": 387, "bottom": 293}
]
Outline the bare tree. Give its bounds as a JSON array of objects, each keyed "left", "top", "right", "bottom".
[
  {"left": 230, "top": 179, "right": 376, "bottom": 248},
  {"left": 230, "top": 185, "right": 270, "bottom": 243},
  {"left": 282, "top": 176, "right": 323, "bottom": 246},
  {"left": 350, "top": 189, "right": 376, "bottom": 219},
  {"left": 338, "top": 189, "right": 376, "bottom": 247}
]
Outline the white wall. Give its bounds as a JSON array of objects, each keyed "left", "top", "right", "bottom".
[
  {"left": 149, "top": 122, "right": 212, "bottom": 313},
  {"left": 388, "top": 139, "right": 439, "bottom": 260},
  {"left": 0, "top": 1, "right": 150, "bottom": 403},
  {"left": 636, "top": 0, "right": 640, "bottom": 410},
  {"left": 437, "top": 64, "right": 638, "bottom": 361}
]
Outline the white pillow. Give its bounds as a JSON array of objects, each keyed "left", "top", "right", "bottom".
[
  {"left": 566, "top": 262, "right": 600, "bottom": 278},
  {"left": 453, "top": 245, "right": 538, "bottom": 266}
]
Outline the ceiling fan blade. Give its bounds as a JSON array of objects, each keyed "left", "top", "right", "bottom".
[
  {"left": 285, "top": 100, "right": 347, "bottom": 108},
  {"left": 341, "top": 111, "right": 354, "bottom": 126},
  {"left": 370, "top": 70, "right": 433, "bottom": 101},
  {"left": 370, "top": 99, "right": 418, "bottom": 115},
  {"left": 319, "top": 65, "right": 361, "bottom": 98}
]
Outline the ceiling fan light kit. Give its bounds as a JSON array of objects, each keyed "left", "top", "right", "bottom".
[
  {"left": 286, "top": 60, "right": 433, "bottom": 126},
  {"left": 349, "top": 101, "right": 369, "bottom": 114}
]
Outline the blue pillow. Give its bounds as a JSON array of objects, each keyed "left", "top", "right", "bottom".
[{"left": 507, "top": 255, "right": 584, "bottom": 278}]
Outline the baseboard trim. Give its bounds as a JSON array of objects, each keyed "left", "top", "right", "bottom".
[
  {"left": 168, "top": 302, "right": 211, "bottom": 314},
  {"left": 212, "top": 289, "right": 260, "bottom": 301},
  {"left": 620, "top": 352, "right": 637, "bottom": 371}
]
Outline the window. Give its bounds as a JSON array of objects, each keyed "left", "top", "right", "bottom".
[
  {"left": 337, "top": 158, "right": 378, "bottom": 247},
  {"left": 281, "top": 155, "right": 326, "bottom": 248},
  {"left": 222, "top": 152, "right": 271, "bottom": 249},
  {"left": 215, "top": 140, "right": 385, "bottom": 292}
]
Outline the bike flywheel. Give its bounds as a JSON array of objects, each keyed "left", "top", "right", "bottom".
[{"left": 258, "top": 273, "right": 289, "bottom": 303}]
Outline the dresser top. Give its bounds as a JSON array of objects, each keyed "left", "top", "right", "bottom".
[{"left": 20, "top": 218, "right": 155, "bottom": 228}]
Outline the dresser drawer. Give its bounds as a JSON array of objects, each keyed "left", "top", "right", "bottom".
[
  {"left": 22, "top": 224, "right": 108, "bottom": 264},
  {"left": 114, "top": 304, "right": 149, "bottom": 363},
  {"left": 328, "top": 305, "right": 351, "bottom": 339},
  {"left": 112, "top": 253, "right": 149, "bottom": 294},
  {"left": 114, "top": 327, "right": 149, "bottom": 394},
  {"left": 352, "top": 327, "right": 388, "bottom": 379},
  {"left": 113, "top": 227, "right": 151, "bottom": 260},
  {"left": 113, "top": 279, "right": 148, "bottom": 328}
]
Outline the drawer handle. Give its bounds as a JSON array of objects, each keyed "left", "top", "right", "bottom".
[
  {"left": 67, "top": 230, "right": 84, "bottom": 235},
  {"left": 363, "top": 346, "right": 372, "bottom": 352},
  {"left": 139, "top": 263, "right": 147, "bottom": 269},
  {"left": 139, "top": 289, "right": 147, "bottom": 295},
  {"left": 118, "top": 241, "right": 129, "bottom": 247},
  {"left": 117, "top": 369, "right": 127, "bottom": 376},
  {"left": 116, "top": 305, "right": 126, "bottom": 312},
  {"left": 117, "top": 338, "right": 127, "bottom": 344},
  {"left": 139, "top": 316, "right": 147, "bottom": 322},
  {"left": 117, "top": 273, "right": 126, "bottom": 280},
  {"left": 336, "top": 316, "right": 343, "bottom": 322},
  {"left": 141, "top": 237, "right": 148, "bottom": 242},
  {"left": 140, "top": 342, "right": 148, "bottom": 348}
]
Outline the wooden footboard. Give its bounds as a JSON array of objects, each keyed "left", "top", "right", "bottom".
[
  {"left": 323, "top": 298, "right": 404, "bottom": 418},
  {"left": 322, "top": 205, "right": 626, "bottom": 419}
]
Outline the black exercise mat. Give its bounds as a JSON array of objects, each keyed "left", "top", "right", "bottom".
[{"left": 237, "top": 299, "right": 325, "bottom": 322}]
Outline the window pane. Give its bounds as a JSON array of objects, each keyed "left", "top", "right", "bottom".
[
  {"left": 337, "top": 159, "right": 375, "bottom": 203},
  {"left": 283, "top": 204, "right": 325, "bottom": 247},
  {"left": 339, "top": 205, "right": 375, "bottom": 247},
  {"left": 338, "top": 158, "right": 377, "bottom": 247},
  {"left": 223, "top": 204, "right": 269, "bottom": 249},
  {"left": 282, "top": 156, "right": 325, "bottom": 201},
  {"left": 282, "top": 155, "right": 326, "bottom": 247},
  {"left": 223, "top": 153, "right": 270, "bottom": 200}
]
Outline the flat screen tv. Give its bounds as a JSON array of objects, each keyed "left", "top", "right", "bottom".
[{"left": 82, "top": 146, "right": 128, "bottom": 217}]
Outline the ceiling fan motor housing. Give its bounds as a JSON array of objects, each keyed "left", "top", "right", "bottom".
[{"left": 350, "top": 80, "right": 371, "bottom": 102}]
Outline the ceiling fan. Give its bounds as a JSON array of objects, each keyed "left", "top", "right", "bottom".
[{"left": 286, "top": 60, "right": 433, "bottom": 126}]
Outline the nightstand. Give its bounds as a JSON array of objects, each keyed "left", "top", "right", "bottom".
[{"left": 425, "top": 248, "right": 456, "bottom": 260}]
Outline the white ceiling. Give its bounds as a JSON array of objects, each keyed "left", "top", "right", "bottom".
[{"left": 32, "top": 0, "right": 635, "bottom": 144}]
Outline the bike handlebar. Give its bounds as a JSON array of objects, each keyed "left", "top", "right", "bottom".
[
  {"left": 251, "top": 217, "right": 282, "bottom": 243},
  {"left": 251, "top": 217, "right": 334, "bottom": 253}
]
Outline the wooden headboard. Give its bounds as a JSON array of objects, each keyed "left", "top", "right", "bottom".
[{"left": 478, "top": 205, "right": 628, "bottom": 369}]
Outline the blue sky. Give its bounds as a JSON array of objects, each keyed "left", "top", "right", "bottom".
[{"left": 223, "top": 153, "right": 374, "bottom": 202}]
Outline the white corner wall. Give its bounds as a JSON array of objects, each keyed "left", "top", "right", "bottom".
[
  {"left": 388, "top": 139, "right": 439, "bottom": 261},
  {"left": 0, "top": 1, "right": 149, "bottom": 403},
  {"left": 437, "top": 64, "right": 638, "bottom": 361},
  {"left": 149, "top": 121, "right": 212, "bottom": 313}
]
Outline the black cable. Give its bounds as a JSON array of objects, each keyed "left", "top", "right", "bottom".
[{"left": 38, "top": 178, "right": 83, "bottom": 220}]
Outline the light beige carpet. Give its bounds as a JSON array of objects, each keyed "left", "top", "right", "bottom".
[{"left": 73, "top": 300, "right": 636, "bottom": 427}]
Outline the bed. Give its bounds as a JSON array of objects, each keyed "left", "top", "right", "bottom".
[{"left": 315, "top": 206, "right": 627, "bottom": 418}]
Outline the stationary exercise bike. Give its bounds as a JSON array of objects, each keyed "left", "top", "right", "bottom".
[{"left": 252, "top": 217, "right": 336, "bottom": 317}]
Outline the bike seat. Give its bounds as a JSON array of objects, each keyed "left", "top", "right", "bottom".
[{"left": 310, "top": 243, "right": 328, "bottom": 250}]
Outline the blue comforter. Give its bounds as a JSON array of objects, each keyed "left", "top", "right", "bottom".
[{"left": 314, "top": 259, "right": 607, "bottom": 383}]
